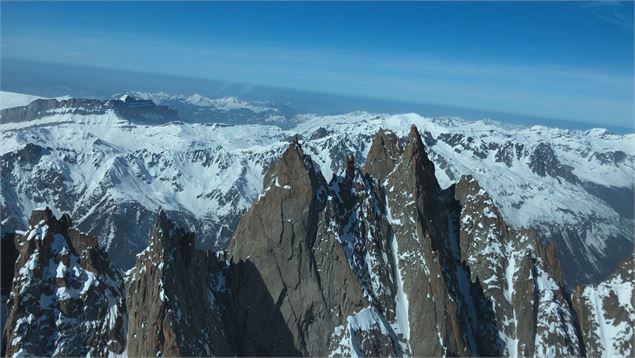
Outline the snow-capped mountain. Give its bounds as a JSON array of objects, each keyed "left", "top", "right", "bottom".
[
  {"left": 120, "top": 91, "right": 278, "bottom": 113},
  {"left": 114, "top": 91, "right": 290, "bottom": 126},
  {"left": 0, "top": 93, "right": 179, "bottom": 125},
  {"left": 0, "top": 91, "right": 632, "bottom": 286},
  {"left": 3, "top": 128, "right": 631, "bottom": 356},
  {"left": 2, "top": 208, "right": 127, "bottom": 357}
]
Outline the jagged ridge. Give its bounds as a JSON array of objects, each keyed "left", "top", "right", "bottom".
[{"left": 2, "top": 126, "right": 632, "bottom": 357}]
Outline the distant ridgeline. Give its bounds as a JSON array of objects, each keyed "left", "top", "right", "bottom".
[{"left": 0, "top": 96, "right": 179, "bottom": 124}]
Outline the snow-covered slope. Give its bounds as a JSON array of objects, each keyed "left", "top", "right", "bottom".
[
  {"left": 572, "top": 255, "right": 634, "bottom": 357},
  {"left": 0, "top": 110, "right": 286, "bottom": 267},
  {"left": 1, "top": 91, "right": 632, "bottom": 285},
  {"left": 0, "top": 91, "right": 73, "bottom": 111},
  {"left": 184, "top": 93, "right": 276, "bottom": 113},
  {"left": 0, "top": 92, "right": 43, "bottom": 110}
]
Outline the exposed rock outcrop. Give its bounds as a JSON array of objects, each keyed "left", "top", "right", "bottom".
[
  {"left": 2, "top": 208, "right": 127, "bottom": 357},
  {"left": 380, "top": 125, "right": 477, "bottom": 356},
  {"left": 229, "top": 142, "right": 371, "bottom": 356},
  {"left": 125, "top": 210, "right": 235, "bottom": 357},
  {"left": 1, "top": 232, "right": 18, "bottom": 355},
  {"left": 1, "top": 232, "right": 18, "bottom": 298},
  {"left": 362, "top": 128, "right": 402, "bottom": 181},
  {"left": 226, "top": 126, "right": 585, "bottom": 356},
  {"left": 453, "top": 175, "right": 582, "bottom": 356}
]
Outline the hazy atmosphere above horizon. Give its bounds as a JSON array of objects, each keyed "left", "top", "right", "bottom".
[{"left": 1, "top": 1, "right": 633, "bottom": 129}]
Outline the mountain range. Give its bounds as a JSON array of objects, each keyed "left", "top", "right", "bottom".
[{"left": 0, "top": 91, "right": 633, "bottom": 357}]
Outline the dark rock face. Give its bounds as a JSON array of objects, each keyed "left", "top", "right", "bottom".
[
  {"left": 581, "top": 181, "right": 635, "bottom": 220},
  {"left": 528, "top": 142, "right": 578, "bottom": 183},
  {"left": 572, "top": 255, "right": 634, "bottom": 357},
  {"left": 494, "top": 141, "right": 515, "bottom": 167},
  {"left": 411, "top": 125, "right": 632, "bottom": 288},
  {"left": 309, "top": 127, "right": 332, "bottom": 140},
  {"left": 1, "top": 232, "right": 18, "bottom": 355},
  {"left": 317, "top": 155, "right": 406, "bottom": 356},
  {"left": 229, "top": 142, "right": 367, "bottom": 356},
  {"left": 380, "top": 126, "right": 473, "bottom": 356},
  {"left": 2, "top": 208, "right": 127, "bottom": 357},
  {"left": 125, "top": 210, "right": 235, "bottom": 357},
  {"left": 1, "top": 233, "right": 18, "bottom": 297},
  {"left": 362, "top": 128, "right": 402, "bottom": 181}
]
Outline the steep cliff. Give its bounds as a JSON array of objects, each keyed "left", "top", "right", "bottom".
[{"left": 125, "top": 210, "right": 235, "bottom": 357}]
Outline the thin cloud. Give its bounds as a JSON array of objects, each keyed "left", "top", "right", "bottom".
[{"left": 580, "top": 1, "right": 634, "bottom": 30}]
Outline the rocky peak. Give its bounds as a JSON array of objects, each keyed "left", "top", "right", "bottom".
[
  {"left": 26, "top": 207, "right": 69, "bottom": 232},
  {"left": 264, "top": 140, "right": 325, "bottom": 194},
  {"left": 4, "top": 125, "right": 625, "bottom": 357},
  {"left": 380, "top": 132, "right": 477, "bottom": 356},
  {"left": 403, "top": 124, "right": 441, "bottom": 195},
  {"left": 362, "top": 128, "right": 401, "bottom": 181},
  {"left": 453, "top": 175, "right": 582, "bottom": 356},
  {"left": 126, "top": 209, "right": 235, "bottom": 357},
  {"left": 335, "top": 153, "right": 365, "bottom": 208},
  {"left": 229, "top": 139, "right": 376, "bottom": 356},
  {"left": 150, "top": 208, "right": 195, "bottom": 265},
  {"left": 3, "top": 209, "right": 126, "bottom": 357},
  {"left": 231, "top": 140, "right": 327, "bottom": 256}
]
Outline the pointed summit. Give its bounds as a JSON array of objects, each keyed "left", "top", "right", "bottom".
[
  {"left": 362, "top": 128, "right": 402, "bottom": 181},
  {"left": 403, "top": 124, "right": 440, "bottom": 194},
  {"left": 292, "top": 133, "right": 301, "bottom": 146},
  {"left": 146, "top": 208, "right": 196, "bottom": 265},
  {"left": 254, "top": 137, "right": 326, "bottom": 207},
  {"left": 228, "top": 140, "right": 367, "bottom": 356},
  {"left": 405, "top": 125, "right": 434, "bottom": 166},
  {"left": 231, "top": 138, "right": 326, "bottom": 258}
]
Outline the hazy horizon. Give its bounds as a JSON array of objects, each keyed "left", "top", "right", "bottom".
[
  {"left": 2, "top": 1, "right": 633, "bottom": 131},
  {"left": 2, "top": 58, "right": 633, "bottom": 134}
]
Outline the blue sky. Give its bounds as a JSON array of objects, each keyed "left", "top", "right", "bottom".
[{"left": 2, "top": 1, "right": 634, "bottom": 128}]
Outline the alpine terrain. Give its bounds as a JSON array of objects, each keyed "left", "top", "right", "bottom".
[{"left": 1, "top": 91, "right": 633, "bottom": 357}]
